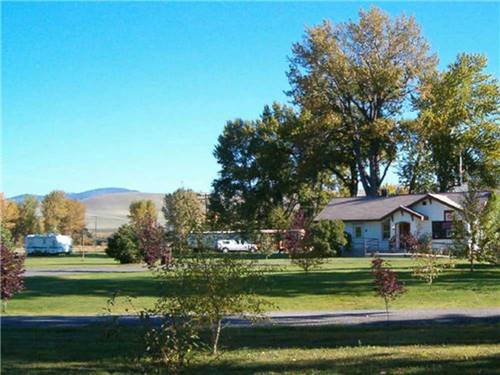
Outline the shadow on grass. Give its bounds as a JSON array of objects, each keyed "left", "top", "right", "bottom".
[
  {"left": 188, "top": 353, "right": 500, "bottom": 375},
  {"left": 17, "top": 275, "right": 162, "bottom": 299},
  {"left": 2, "top": 323, "right": 499, "bottom": 374},
  {"left": 14, "top": 262, "right": 499, "bottom": 302}
]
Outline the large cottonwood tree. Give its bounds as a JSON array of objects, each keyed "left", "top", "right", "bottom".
[{"left": 288, "top": 7, "right": 436, "bottom": 196}]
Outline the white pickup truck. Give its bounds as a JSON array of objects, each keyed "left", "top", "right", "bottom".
[{"left": 216, "top": 239, "right": 257, "bottom": 253}]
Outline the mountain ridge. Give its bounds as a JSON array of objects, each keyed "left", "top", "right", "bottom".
[{"left": 8, "top": 187, "right": 138, "bottom": 203}]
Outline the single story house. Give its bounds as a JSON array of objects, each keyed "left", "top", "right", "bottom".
[{"left": 315, "top": 191, "right": 491, "bottom": 256}]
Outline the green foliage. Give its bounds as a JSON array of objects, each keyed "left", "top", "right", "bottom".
[
  {"left": 163, "top": 188, "right": 205, "bottom": 253},
  {"left": 451, "top": 181, "right": 490, "bottom": 271},
  {"left": 143, "top": 300, "right": 203, "bottom": 374},
  {"left": 480, "top": 191, "right": 500, "bottom": 264},
  {"left": 288, "top": 7, "right": 436, "bottom": 196},
  {"left": 209, "top": 104, "right": 299, "bottom": 229},
  {"left": 257, "top": 233, "right": 277, "bottom": 258},
  {"left": 41, "top": 191, "right": 67, "bottom": 233},
  {"left": 308, "top": 220, "right": 347, "bottom": 257},
  {"left": 267, "top": 206, "right": 291, "bottom": 230},
  {"left": 105, "top": 225, "right": 141, "bottom": 264},
  {"left": 210, "top": 104, "right": 340, "bottom": 229},
  {"left": 411, "top": 54, "right": 500, "bottom": 192},
  {"left": 397, "top": 120, "right": 437, "bottom": 193},
  {"left": 156, "top": 255, "right": 272, "bottom": 355},
  {"left": 412, "top": 254, "right": 445, "bottom": 287},
  {"left": 17, "top": 195, "right": 42, "bottom": 238}
]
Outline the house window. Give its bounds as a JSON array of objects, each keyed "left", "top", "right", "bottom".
[
  {"left": 355, "top": 226, "right": 362, "bottom": 238},
  {"left": 432, "top": 221, "right": 454, "bottom": 239},
  {"left": 382, "top": 220, "right": 391, "bottom": 240},
  {"left": 444, "top": 210, "right": 454, "bottom": 221}
]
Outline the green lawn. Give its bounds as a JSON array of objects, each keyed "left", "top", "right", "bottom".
[
  {"left": 5, "top": 257, "right": 499, "bottom": 315},
  {"left": 25, "top": 252, "right": 121, "bottom": 269},
  {"left": 2, "top": 323, "right": 499, "bottom": 374}
]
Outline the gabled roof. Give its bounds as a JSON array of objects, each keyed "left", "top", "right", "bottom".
[
  {"left": 315, "top": 191, "right": 491, "bottom": 222},
  {"left": 382, "top": 205, "right": 427, "bottom": 221}
]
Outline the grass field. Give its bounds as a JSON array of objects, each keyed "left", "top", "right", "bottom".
[
  {"left": 24, "top": 252, "right": 120, "bottom": 269},
  {"left": 5, "top": 255, "right": 499, "bottom": 315},
  {"left": 2, "top": 323, "right": 499, "bottom": 374}
]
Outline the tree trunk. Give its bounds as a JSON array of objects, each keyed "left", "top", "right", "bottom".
[
  {"left": 348, "top": 162, "right": 359, "bottom": 197},
  {"left": 212, "top": 319, "right": 222, "bottom": 355},
  {"left": 384, "top": 297, "right": 389, "bottom": 321},
  {"left": 469, "top": 245, "right": 474, "bottom": 272}
]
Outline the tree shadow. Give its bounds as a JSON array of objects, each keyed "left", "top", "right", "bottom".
[
  {"left": 2, "top": 323, "right": 499, "bottom": 374},
  {"left": 188, "top": 353, "right": 500, "bottom": 374},
  {"left": 15, "top": 275, "right": 162, "bottom": 299}
]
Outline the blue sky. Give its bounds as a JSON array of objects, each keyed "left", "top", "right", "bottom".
[{"left": 2, "top": 2, "right": 499, "bottom": 197}]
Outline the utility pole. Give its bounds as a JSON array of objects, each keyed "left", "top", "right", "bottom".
[
  {"left": 459, "top": 151, "right": 464, "bottom": 186},
  {"left": 94, "top": 216, "right": 97, "bottom": 252},
  {"left": 81, "top": 230, "right": 85, "bottom": 261}
]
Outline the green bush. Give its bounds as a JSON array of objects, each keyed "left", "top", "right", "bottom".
[
  {"left": 308, "top": 220, "right": 347, "bottom": 257},
  {"left": 105, "top": 225, "right": 141, "bottom": 264}
]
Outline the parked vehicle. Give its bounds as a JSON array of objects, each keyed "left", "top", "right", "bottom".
[
  {"left": 216, "top": 239, "right": 257, "bottom": 253},
  {"left": 25, "top": 234, "right": 73, "bottom": 255}
]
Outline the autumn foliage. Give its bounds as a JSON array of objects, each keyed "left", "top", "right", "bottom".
[
  {"left": 371, "top": 256, "right": 406, "bottom": 318},
  {"left": 136, "top": 216, "right": 170, "bottom": 266},
  {"left": 1, "top": 234, "right": 25, "bottom": 308}
]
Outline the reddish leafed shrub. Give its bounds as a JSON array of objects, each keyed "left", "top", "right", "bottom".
[
  {"left": 284, "top": 210, "right": 324, "bottom": 273},
  {"left": 1, "top": 239, "right": 25, "bottom": 306},
  {"left": 136, "top": 216, "right": 171, "bottom": 267},
  {"left": 371, "top": 256, "right": 406, "bottom": 318}
]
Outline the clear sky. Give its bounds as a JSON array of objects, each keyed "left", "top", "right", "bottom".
[{"left": 2, "top": 2, "right": 499, "bottom": 197}]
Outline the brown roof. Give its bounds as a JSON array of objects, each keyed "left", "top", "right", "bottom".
[{"left": 315, "top": 191, "right": 491, "bottom": 221}]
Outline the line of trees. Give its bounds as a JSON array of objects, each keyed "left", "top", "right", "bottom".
[
  {"left": 0, "top": 191, "right": 86, "bottom": 244},
  {"left": 106, "top": 188, "right": 206, "bottom": 263},
  {"left": 209, "top": 7, "right": 499, "bottom": 229}
]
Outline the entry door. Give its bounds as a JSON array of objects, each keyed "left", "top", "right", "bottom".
[
  {"left": 399, "top": 222, "right": 411, "bottom": 250},
  {"left": 399, "top": 222, "right": 410, "bottom": 237}
]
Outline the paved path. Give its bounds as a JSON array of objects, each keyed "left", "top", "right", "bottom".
[{"left": 3, "top": 308, "right": 499, "bottom": 328}]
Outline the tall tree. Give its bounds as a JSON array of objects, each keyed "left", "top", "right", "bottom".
[
  {"left": 210, "top": 103, "right": 340, "bottom": 229},
  {"left": 41, "top": 191, "right": 86, "bottom": 236},
  {"left": 210, "top": 104, "right": 297, "bottom": 229},
  {"left": 0, "top": 194, "right": 20, "bottom": 233},
  {"left": 129, "top": 200, "right": 157, "bottom": 227},
  {"left": 288, "top": 7, "right": 436, "bottom": 196},
  {"left": 414, "top": 53, "right": 500, "bottom": 191},
  {"left": 41, "top": 191, "right": 67, "bottom": 232},
  {"left": 480, "top": 192, "right": 500, "bottom": 265},
  {"left": 397, "top": 120, "right": 436, "bottom": 193},
  {"left": 17, "top": 195, "right": 41, "bottom": 238},
  {"left": 61, "top": 199, "right": 86, "bottom": 237},
  {"left": 163, "top": 188, "right": 205, "bottom": 252}
]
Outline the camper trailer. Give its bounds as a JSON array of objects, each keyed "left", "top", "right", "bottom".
[{"left": 25, "top": 234, "right": 73, "bottom": 255}]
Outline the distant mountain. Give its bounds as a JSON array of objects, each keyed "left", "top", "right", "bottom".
[
  {"left": 8, "top": 188, "right": 138, "bottom": 203},
  {"left": 8, "top": 194, "right": 44, "bottom": 204},
  {"left": 67, "top": 188, "right": 138, "bottom": 201},
  {"left": 82, "top": 191, "right": 166, "bottom": 235}
]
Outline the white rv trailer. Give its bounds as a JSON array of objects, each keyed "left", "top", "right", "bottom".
[{"left": 25, "top": 234, "right": 73, "bottom": 255}]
